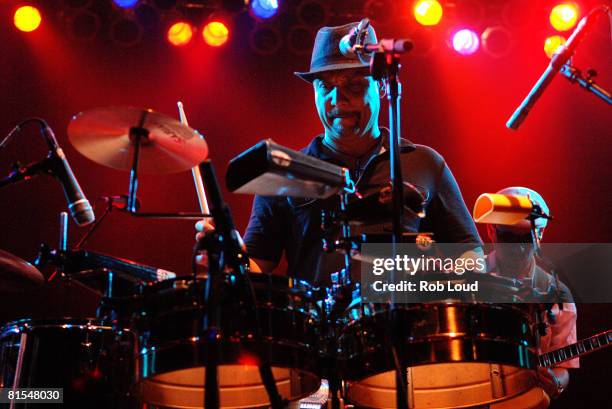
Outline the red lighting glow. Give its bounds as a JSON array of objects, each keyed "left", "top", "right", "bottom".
[{"left": 237, "top": 353, "right": 260, "bottom": 366}]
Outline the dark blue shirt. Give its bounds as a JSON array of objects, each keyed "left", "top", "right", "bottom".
[{"left": 243, "top": 131, "right": 481, "bottom": 283}]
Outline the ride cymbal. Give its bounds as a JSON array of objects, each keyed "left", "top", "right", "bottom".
[
  {"left": 68, "top": 106, "right": 208, "bottom": 174},
  {"left": 0, "top": 249, "right": 44, "bottom": 293}
]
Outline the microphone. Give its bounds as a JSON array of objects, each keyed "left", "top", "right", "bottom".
[
  {"left": 339, "top": 18, "right": 371, "bottom": 57},
  {"left": 360, "top": 38, "right": 413, "bottom": 54},
  {"left": 40, "top": 123, "right": 95, "bottom": 226},
  {"left": 506, "top": 7, "right": 607, "bottom": 130}
]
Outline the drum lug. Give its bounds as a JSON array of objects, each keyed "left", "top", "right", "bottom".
[{"left": 489, "top": 363, "right": 506, "bottom": 399}]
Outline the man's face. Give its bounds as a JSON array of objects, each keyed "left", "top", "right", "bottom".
[
  {"left": 488, "top": 224, "right": 538, "bottom": 275},
  {"left": 313, "top": 69, "right": 380, "bottom": 141}
]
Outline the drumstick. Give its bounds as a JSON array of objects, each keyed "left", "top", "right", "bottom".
[{"left": 177, "top": 101, "right": 210, "bottom": 216}]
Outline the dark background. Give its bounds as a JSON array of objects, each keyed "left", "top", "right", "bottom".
[{"left": 1, "top": 1, "right": 611, "bottom": 407}]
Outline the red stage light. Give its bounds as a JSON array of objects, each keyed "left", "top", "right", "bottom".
[
  {"left": 14, "top": 5, "right": 42, "bottom": 32},
  {"left": 203, "top": 21, "right": 229, "bottom": 47},
  {"left": 550, "top": 3, "right": 579, "bottom": 31},
  {"left": 167, "top": 22, "right": 193, "bottom": 46}
]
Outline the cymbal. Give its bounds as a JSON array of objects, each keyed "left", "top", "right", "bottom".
[
  {"left": 68, "top": 106, "right": 209, "bottom": 174},
  {"left": 0, "top": 249, "right": 44, "bottom": 293}
]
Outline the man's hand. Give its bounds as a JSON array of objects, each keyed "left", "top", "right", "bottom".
[
  {"left": 194, "top": 219, "right": 273, "bottom": 273},
  {"left": 537, "top": 367, "right": 569, "bottom": 399},
  {"left": 194, "top": 219, "right": 215, "bottom": 266}
]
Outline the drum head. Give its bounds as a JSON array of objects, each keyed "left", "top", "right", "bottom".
[
  {"left": 346, "top": 363, "right": 548, "bottom": 409},
  {"left": 139, "top": 365, "right": 320, "bottom": 408},
  {"left": 0, "top": 318, "right": 132, "bottom": 408},
  {"left": 339, "top": 302, "right": 543, "bottom": 409},
  {"left": 133, "top": 276, "right": 322, "bottom": 408}
]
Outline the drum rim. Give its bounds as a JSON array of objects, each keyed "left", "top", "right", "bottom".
[
  {"left": 137, "top": 338, "right": 322, "bottom": 375},
  {"left": 143, "top": 274, "right": 316, "bottom": 291},
  {"left": 339, "top": 336, "right": 538, "bottom": 381},
  {"left": 0, "top": 317, "right": 121, "bottom": 337}
]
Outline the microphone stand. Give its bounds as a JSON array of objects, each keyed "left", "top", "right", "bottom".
[
  {"left": 560, "top": 63, "right": 612, "bottom": 105},
  {"left": 198, "top": 160, "right": 285, "bottom": 409},
  {"left": 0, "top": 156, "right": 54, "bottom": 188},
  {"left": 370, "top": 48, "right": 409, "bottom": 409}
]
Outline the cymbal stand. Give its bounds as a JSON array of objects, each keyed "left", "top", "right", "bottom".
[
  {"left": 197, "top": 160, "right": 285, "bottom": 409},
  {"left": 126, "top": 111, "right": 148, "bottom": 213},
  {"left": 123, "top": 110, "right": 210, "bottom": 219}
]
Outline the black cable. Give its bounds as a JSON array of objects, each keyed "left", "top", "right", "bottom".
[
  {"left": 0, "top": 118, "right": 48, "bottom": 151},
  {"left": 73, "top": 197, "right": 114, "bottom": 250}
]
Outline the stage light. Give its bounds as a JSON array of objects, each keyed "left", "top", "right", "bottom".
[
  {"left": 550, "top": 3, "right": 579, "bottom": 31},
  {"left": 110, "top": 16, "right": 143, "bottom": 47},
  {"left": 481, "top": 26, "right": 513, "bottom": 58},
  {"left": 544, "top": 35, "right": 566, "bottom": 58},
  {"left": 113, "top": 0, "right": 139, "bottom": 8},
  {"left": 14, "top": 5, "right": 42, "bottom": 32},
  {"left": 452, "top": 29, "right": 480, "bottom": 55},
  {"left": 67, "top": 9, "right": 101, "bottom": 42},
  {"left": 249, "top": 24, "right": 282, "bottom": 55},
  {"left": 414, "top": 0, "right": 443, "bottom": 26},
  {"left": 167, "top": 22, "right": 193, "bottom": 46},
  {"left": 287, "top": 25, "right": 315, "bottom": 56},
  {"left": 203, "top": 21, "right": 229, "bottom": 47},
  {"left": 250, "top": 0, "right": 279, "bottom": 19}
]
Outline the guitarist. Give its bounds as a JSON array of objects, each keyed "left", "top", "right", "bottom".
[{"left": 483, "top": 186, "right": 579, "bottom": 400}]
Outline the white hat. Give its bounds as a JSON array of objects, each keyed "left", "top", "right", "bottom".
[{"left": 496, "top": 186, "right": 550, "bottom": 229}]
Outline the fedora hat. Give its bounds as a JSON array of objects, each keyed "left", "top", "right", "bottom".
[{"left": 294, "top": 21, "right": 377, "bottom": 83}]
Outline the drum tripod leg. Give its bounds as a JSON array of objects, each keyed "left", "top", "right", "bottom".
[
  {"left": 391, "top": 345, "right": 410, "bottom": 409},
  {"left": 407, "top": 366, "right": 415, "bottom": 409},
  {"left": 10, "top": 333, "right": 27, "bottom": 409},
  {"left": 328, "top": 375, "right": 343, "bottom": 409},
  {"left": 205, "top": 336, "right": 220, "bottom": 408},
  {"left": 259, "top": 364, "right": 285, "bottom": 409}
]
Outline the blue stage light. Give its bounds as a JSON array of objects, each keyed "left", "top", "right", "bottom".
[
  {"left": 113, "top": 0, "right": 139, "bottom": 9},
  {"left": 250, "top": 0, "right": 279, "bottom": 19}
]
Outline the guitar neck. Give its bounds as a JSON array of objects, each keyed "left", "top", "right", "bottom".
[{"left": 539, "top": 330, "right": 612, "bottom": 367}]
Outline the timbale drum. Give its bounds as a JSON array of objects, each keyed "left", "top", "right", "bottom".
[
  {"left": 131, "top": 273, "right": 322, "bottom": 409},
  {"left": 0, "top": 318, "right": 133, "bottom": 409},
  {"left": 339, "top": 301, "right": 548, "bottom": 409}
]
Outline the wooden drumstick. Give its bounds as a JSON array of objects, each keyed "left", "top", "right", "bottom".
[{"left": 177, "top": 101, "right": 210, "bottom": 216}]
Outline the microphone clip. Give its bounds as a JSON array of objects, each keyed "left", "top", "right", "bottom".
[{"left": 0, "top": 156, "right": 54, "bottom": 189}]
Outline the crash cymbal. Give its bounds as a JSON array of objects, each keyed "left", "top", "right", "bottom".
[
  {"left": 68, "top": 106, "right": 208, "bottom": 174},
  {"left": 0, "top": 249, "right": 44, "bottom": 293}
]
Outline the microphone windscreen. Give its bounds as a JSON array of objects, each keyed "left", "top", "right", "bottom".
[
  {"left": 473, "top": 193, "right": 533, "bottom": 225},
  {"left": 394, "top": 39, "right": 413, "bottom": 53}
]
